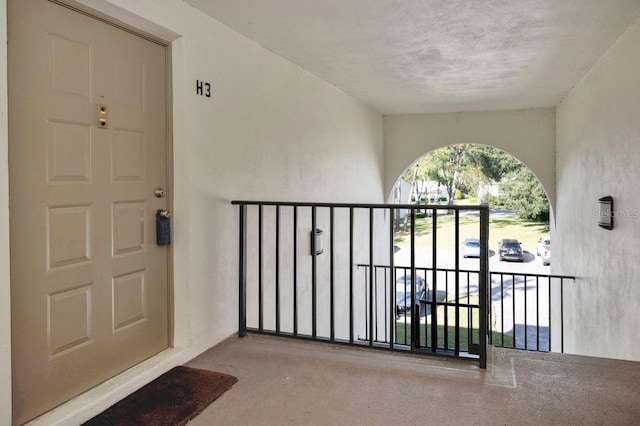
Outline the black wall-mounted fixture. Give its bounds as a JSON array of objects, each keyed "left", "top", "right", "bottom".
[
  {"left": 311, "top": 228, "right": 324, "bottom": 255},
  {"left": 598, "top": 196, "right": 614, "bottom": 230}
]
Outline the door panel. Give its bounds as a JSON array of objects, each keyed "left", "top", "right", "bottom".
[{"left": 9, "top": 1, "right": 170, "bottom": 423}]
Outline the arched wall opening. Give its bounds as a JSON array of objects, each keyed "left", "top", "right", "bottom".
[
  {"left": 383, "top": 108, "right": 556, "bottom": 221},
  {"left": 391, "top": 143, "right": 552, "bottom": 223},
  {"left": 385, "top": 126, "right": 562, "bottom": 351},
  {"left": 390, "top": 142, "right": 552, "bottom": 267}
]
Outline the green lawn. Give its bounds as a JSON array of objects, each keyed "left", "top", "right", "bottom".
[
  {"left": 394, "top": 295, "right": 514, "bottom": 351},
  {"left": 394, "top": 212, "right": 549, "bottom": 253}
]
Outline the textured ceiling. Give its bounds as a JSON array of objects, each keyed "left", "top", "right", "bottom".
[{"left": 183, "top": 0, "right": 640, "bottom": 114}]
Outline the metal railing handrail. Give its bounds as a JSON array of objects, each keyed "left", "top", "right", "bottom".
[
  {"left": 358, "top": 263, "right": 576, "bottom": 353},
  {"left": 232, "top": 200, "right": 489, "bottom": 211},
  {"left": 357, "top": 263, "right": 576, "bottom": 281}
]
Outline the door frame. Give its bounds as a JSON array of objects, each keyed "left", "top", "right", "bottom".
[{"left": 6, "top": 0, "right": 176, "bottom": 421}]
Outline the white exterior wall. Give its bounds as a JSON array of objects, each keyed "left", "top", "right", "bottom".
[
  {"left": 384, "top": 109, "right": 556, "bottom": 213},
  {"left": 556, "top": 17, "right": 640, "bottom": 361},
  {"left": 0, "top": 0, "right": 384, "bottom": 423}
]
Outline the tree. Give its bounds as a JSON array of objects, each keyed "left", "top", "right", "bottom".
[
  {"left": 401, "top": 144, "right": 549, "bottom": 222},
  {"left": 466, "top": 144, "right": 522, "bottom": 183},
  {"left": 423, "top": 145, "right": 468, "bottom": 206},
  {"left": 499, "top": 168, "right": 549, "bottom": 221}
]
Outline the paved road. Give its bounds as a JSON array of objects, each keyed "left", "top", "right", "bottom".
[{"left": 393, "top": 245, "right": 553, "bottom": 351}]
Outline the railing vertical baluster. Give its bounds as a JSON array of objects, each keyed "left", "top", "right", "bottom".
[
  {"left": 389, "top": 207, "right": 395, "bottom": 349},
  {"left": 411, "top": 210, "right": 417, "bottom": 351},
  {"left": 467, "top": 271, "right": 470, "bottom": 350},
  {"left": 403, "top": 266, "right": 408, "bottom": 345},
  {"left": 479, "top": 206, "right": 489, "bottom": 369},
  {"left": 455, "top": 254, "right": 460, "bottom": 355},
  {"left": 500, "top": 274, "right": 504, "bottom": 347},
  {"left": 524, "top": 276, "right": 528, "bottom": 350},
  {"left": 293, "top": 206, "right": 298, "bottom": 337},
  {"left": 431, "top": 207, "right": 437, "bottom": 352},
  {"left": 364, "top": 269, "right": 368, "bottom": 341},
  {"left": 311, "top": 206, "right": 317, "bottom": 339},
  {"left": 276, "top": 205, "right": 280, "bottom": 334},
  {"left": 452, "top": 210, "right": 458, "bottom": 352},
  {"left": 330, "top": 207, "right": 335, "bottom": 342},
  {"left": 489, "top": 273, "right": 493, "bottom": 345},
  {"left": 548, "top": 277, "right": 552, "bottom": 352},
  {"left": 376, "top": 266, "right": 389, "bottom": 342},
  {"left": 469, "top": 304, "right": 473, "bottom": 346},
  {"left": 444, "top": 271, "right": 449, "bottom": 351},
  {"left": 258, "top": 205, "right": 263, "bottom": 332},
  {"left": 375, "top": 272, "right": 378, "bottom": 343},
  {"left": 561, "top": 278, "right": 565, "bottom": 353},
  {"left": 512, "top": 274, "right": 516, "bottom": 349},
  {"left": 536, "top": 276, "right": 540, "bottom": 351},
  {"left": 349, "top": 207, "right": 354, "bottom": 344},
  {"left": 369, "top": 208, "right": 374, "bottom": 347},
  {"left": 239, "top": 204, "right": 247, "bottom": 337}
]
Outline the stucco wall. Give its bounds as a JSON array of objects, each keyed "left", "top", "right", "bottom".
[
  {"left": 384, "top": 109, "right": 556, "bottom": 213},
  {"left": 556, "top": 17, "right": 640, "bottom": 361},
  {"left": 0, "top": 0, "right": 384, "bottom": 423}
]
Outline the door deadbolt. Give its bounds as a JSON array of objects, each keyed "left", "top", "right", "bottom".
[
  {"left": 154, "top": 187, "right": 165, "bottom": 198},
  {"left": 97, "top": 104, "right": 108, "bottom": 128}
]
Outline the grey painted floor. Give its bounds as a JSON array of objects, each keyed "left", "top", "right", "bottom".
[{"left": 187, "top": 334, "right": 640, "bottom": 425}]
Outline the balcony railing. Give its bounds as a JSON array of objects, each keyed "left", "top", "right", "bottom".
[
  {"left": 356, "top": 265, "right": 575, "bottom": 354},
  {"left": 233, "top": 200, "right": 490, "bottom": 368},
  {"left": 488, "top": 271, "right": 575, "bottom": 352}
]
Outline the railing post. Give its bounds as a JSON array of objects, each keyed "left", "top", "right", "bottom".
[
  {"left": 455, "top": 210, "right": 460, "bottom": 355},
  {"left": 276, "top": 205, "right": 280, "bottom": 334},
  {"left": 561, "top": 278, "right": 565, "bottom": 353},
  {"left": 349, "top": 207, "right": 354, "bottom": 344},
  {"left": 330, "top": 207, "right": 335, "bottom": 342},
  {"left": 293, "top": 206, "right": 298, "bottom": 337},
  {"left": 389, "top": 207, "right": 395, "bottom": 350},
  {"left": 479, "top": 206, "right": 489, "bottom": 369},
  {"left": 311, "top": 206, "right": 317, "bottom": 339},
  {"left": 369, "top": 207, "right": 374, "bottom": 347},
  {"left": 258, "top": 205, "right": 263, "bottom": 332},
  {"left": 238, "top": 204, "right": 247, "bottom": 337},
  {"left": 430, "top": 207, "right": 437, "bottom": 352},
  {"left": 410, "top": 208, "right": 417, "bottom": 351}
]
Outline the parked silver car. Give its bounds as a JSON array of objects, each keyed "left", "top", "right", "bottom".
[
  {"left": 395, "top": 274, "right": 428, "bottom": 317},
  {"left": 462, "top": 238, "right": 481, "bottom": 258}
]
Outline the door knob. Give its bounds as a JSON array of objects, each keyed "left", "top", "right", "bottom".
[{"left": 158, "top": 209, "right": 170, "bottom": 219}]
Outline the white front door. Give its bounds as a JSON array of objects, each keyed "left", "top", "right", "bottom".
[{"left": 9, "top": 0, "right": 170, "bottom": 423}]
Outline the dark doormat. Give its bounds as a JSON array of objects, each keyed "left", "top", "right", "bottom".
[{"left": 83, "top": 366, "right": 238, "bottom": 426}]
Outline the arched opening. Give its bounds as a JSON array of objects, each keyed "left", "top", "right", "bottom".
[
  {"left": 390, "top": 143, "right": 557, "bottom": 351},
  {"left": 391, "top": 144, "right": 550, "bottom": 263}
]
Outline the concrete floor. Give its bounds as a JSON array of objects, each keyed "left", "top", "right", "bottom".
[{"left": 187, "top": 334, "right": 640, "bottom": 425}]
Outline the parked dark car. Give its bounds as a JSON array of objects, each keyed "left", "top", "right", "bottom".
[
  {"left": 498, "top": 239, "right": 524, "bottom": 262},
  {"left": 395, "top": 274, "right": 428, "bottom": 317}
]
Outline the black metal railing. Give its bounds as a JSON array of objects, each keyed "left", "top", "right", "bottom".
[
  {"left": 232, "top": 200, "right": 490, "bottom": 368},
  {"left": 356, "top": 265, "right": 575, "bottom": 354},
  {"left": 488, "top": 271, "right": 575, "bottom": 352}
]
